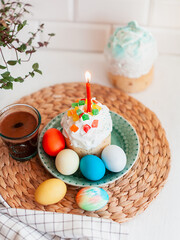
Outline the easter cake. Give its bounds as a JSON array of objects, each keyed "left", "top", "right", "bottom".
[
  {"left": 104, "top": 21, "right": 158, "bottom": 93},
  {"left": 61, "top": 98, "right": 112, "bottom": 158}
]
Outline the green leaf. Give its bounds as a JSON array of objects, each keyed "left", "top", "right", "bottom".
[
  {"left": 29, "top": 72, "right": 35, "bottom": 77},
  {"left": 2, "top": 82, "right": 13, "bottom": 90},
  {"left": 0, "top": 26, "right": 7, "bottom": 31},
  {"left": 1, "top": 0, "right": 5, "bottom": 4},
  {"left": 27, "top": 38, "right": 32, "bottom": 45},
  {"left": 14, "top": 77, "right": 24, "bottom": 82},
  {"left": 32, "top": 63, "right": 39, "bottom": 70},
  {"left": 48, "top": 33, "right": 55, "bottom": 37},
  {"left": 7, "top": 60, "right": 17, "bottom": 66},
  {"left": 17, "top": 23, "right": 24, "bottom": 32},
  {"left": 3, "top": 76, "right": 14, "bottom": 82},
  {"left": 17, "top": 20, "right": 27, "bottom": 32},
  {"left": 34, "top": 69, "right": 42, "bottom": 75},
  {"left": 23, "top": 20, "right": 27, "bottom": 26},
  {"left": 0, "top": 41, "right": 6, "bottom": 47},
  {"left": 0, "top": 65, "right": 6, "bottom": 69},
  {"left": 18, "top": 59, "right": 21, "bottom": 64},
  {"left": 1, "top": 71, "right": 10, "bottom": 78},
  {"left": 17, "top": 44, "right": 27, "bottom": 52},
  {"left": 0, "top": 78, "right": 7, "bottom": 83}
]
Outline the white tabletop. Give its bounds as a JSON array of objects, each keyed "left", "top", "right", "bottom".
[{"left": 0, "top": 50, "right": 180, "bottom": 240}]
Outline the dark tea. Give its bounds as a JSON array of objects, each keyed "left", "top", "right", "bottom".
[{"left": 0, "top": 104, "right": 41, "bottom": 161}]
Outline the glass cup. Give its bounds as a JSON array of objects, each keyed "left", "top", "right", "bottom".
[{"left": 0, "top": 104, "right": 41, "bottom": 162}]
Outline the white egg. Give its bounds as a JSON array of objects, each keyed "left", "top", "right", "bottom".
[
  {"left": 101, "top": 145, "right": 127, "bottom": 172},
  {"left": 55, "top": 149, "right": 79, "bottom": 175}
]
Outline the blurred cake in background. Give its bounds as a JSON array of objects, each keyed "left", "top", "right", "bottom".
[{"left": 104, "top": 21, "right": 158, "bottom": 93}]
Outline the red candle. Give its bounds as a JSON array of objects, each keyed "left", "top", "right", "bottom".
[{"left": 85, "top": 71, "right": 91, "bottom": 112}]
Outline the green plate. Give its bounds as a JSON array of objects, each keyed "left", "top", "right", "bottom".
[{"left": 38, "top": 111, "right": 139, "bottom": 187}]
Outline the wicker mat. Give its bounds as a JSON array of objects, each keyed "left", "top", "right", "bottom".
[{"left": 0, "top": 83, "right": 171, "bottom": 223}]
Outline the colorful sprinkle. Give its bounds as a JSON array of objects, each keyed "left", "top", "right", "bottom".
[
  {"left": 73, "top": 114, "right": 79, "bottom": 122},
  {"left": 92, "top": 120, "right": 98, "bottom": 128},
  {"left": 92, "top": 104, "right": 101, "bottom": 111},
  {"left": 79, "top": 100, "right": 85, "bottom": 106},
  {"left": 76, "top": 109, "right": 83, "bottom": 116},
  {"left": 92, "top": 99, "right": 98, "bottom": 104},
  {"left": 92, "top": 109, "right": 99, "bottom": 115},
  {"left": 83, "top": 106, "right": 87, "bottom": 112},
  {"left": 70, "top": 124, "right": 79, "bottom": 132},
  {"left": 71, "top": 102, "right": 79, "bottom": 108},
  {"left": 67, "top": 110, "right": 72, "bottom": 116},
  {"left": 79, "top": 113, "right": 84, "bottom": 118},
  {"left": 67, "top": 109, "right": 76, "bottom": 116},
  {"left": 83, "top": 124, "right": 91, "bottom": 133},
  {"left": 82, "top": 114, "right": 90, "bottom": 121},
  {"left": 96, "top": 105, "right": 102, "bottom": 111}
]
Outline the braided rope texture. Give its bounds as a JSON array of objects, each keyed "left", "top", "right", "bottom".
[{"left": 0, "top": 83, "right": 171, "bottom": 223}]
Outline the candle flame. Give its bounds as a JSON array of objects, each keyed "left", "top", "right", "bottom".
[{"left": 85, "top": 71, "right": 91, "bottom": 83}]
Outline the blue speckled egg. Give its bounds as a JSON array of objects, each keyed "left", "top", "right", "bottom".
[
  {"left": 76, "top": 187, "right": 109, "bottom": 211},
  {"left": 80, "top": 155, "right": 105, "bottom": 181}
]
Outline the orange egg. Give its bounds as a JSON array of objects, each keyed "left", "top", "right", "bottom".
[{"left": 42, "top": 128, "right": 65, "bottom": 156}]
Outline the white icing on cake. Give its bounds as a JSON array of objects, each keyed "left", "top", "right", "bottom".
[
  {"left": 104, "top": 21, "right": 158, "bottom": 78},
  {"left": 61, "top": 99, "right": 112, "bottom": 150}
]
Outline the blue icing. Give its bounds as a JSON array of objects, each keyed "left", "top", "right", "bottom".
[
  {"left": 112, "top": 44, "right": 125, "bottom": 57},
  {"left": 107, "top": 21, "right": 154, "bottom": 58},
  {"left": 128, "top": 21, "right": 137, "bottom": 28},
  {"left": 132, "top": 41, "right": 140, "bottom": 57},
  {"left": 142, "top": 32, "right": 152, "bottom": 43},
  {"left": 127, "top": 21, "right": 140, "bottom": 32}
]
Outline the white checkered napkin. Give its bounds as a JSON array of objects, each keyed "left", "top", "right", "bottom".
[{"left": 0, "top": 196, "right": 128, "bottom": 240}]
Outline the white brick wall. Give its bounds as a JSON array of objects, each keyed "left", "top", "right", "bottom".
[
  {"left": 6, "top": 0, "right": 180, "bottom": 54},
  {"left": 25, "top": 0, "right": 74, "bottom": 21},
  {"left": 75, "top": 0, "right": 150, "bottom": 25},
  {"left": 41, "top": 22, "right": 111, "bottom": 52},
  {"left": 149, "top": 0, "right": 180, "bottom": 28}
]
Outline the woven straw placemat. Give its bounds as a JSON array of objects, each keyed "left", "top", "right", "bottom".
[{"left": 0, "top": 83, "right": 171, "bottom": 223}]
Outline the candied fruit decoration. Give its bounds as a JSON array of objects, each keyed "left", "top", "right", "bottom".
[
  {"left": 67, "top": 110, "right": 72, "bottom": 116},
  {"left": 79, "top": 100, "right": 85, "bottom": 106},
  {"left": 70, "top": 124, "right": 79, "bottom": 132},
  {"left": 67, "top": 109, "right": 76, "bottom": 116},
  {"left": 79, "top": 113, "right": 84, "bottom": 118},
  {"left": 82, "top": 114, "right": 90, "bottom": 121},
  {"left": 73, "top": 114, "right": 79, "bottom": 122},
  {"left": 96, "top": 105, "right": 101, "bottom": 111},
  {"left": 92, "top": 104, "right": 101, "bottom": 111},
  {"left": 83, "top": 124, "right": 91, "bottom": 133},
  {"left": 76, "top": 109, "right": 83, "bottom": 115},
  {"left": 92, "top": 99, "right": 98, "bottom": 104},
  {"left": 71, "top": 102, "right": 79, "bottom": 108},
  {"left": 92, "top": 120, "right": 99, "bottom": 128},
  {"left": 74, "top": 106, "right": 79, "bottom": 111},
  {"left": 83, "top": 106, "right": 87, "bottom": 112},
  {"left": 92, "top": 109, "right": 99, "bottom": 115},
  {"left": 76, "top": 99, "right": 80, "bottom": 102},
  {"left": 81, "top": 98, "right": 86, "bottom": 101},
  {"left": 88, "top": 112, "right": 93, "bottom": 116}
]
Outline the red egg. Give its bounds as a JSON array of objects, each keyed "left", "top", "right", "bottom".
[{"left": 42, "top": 128, "right": 65, "bottom": 156}]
